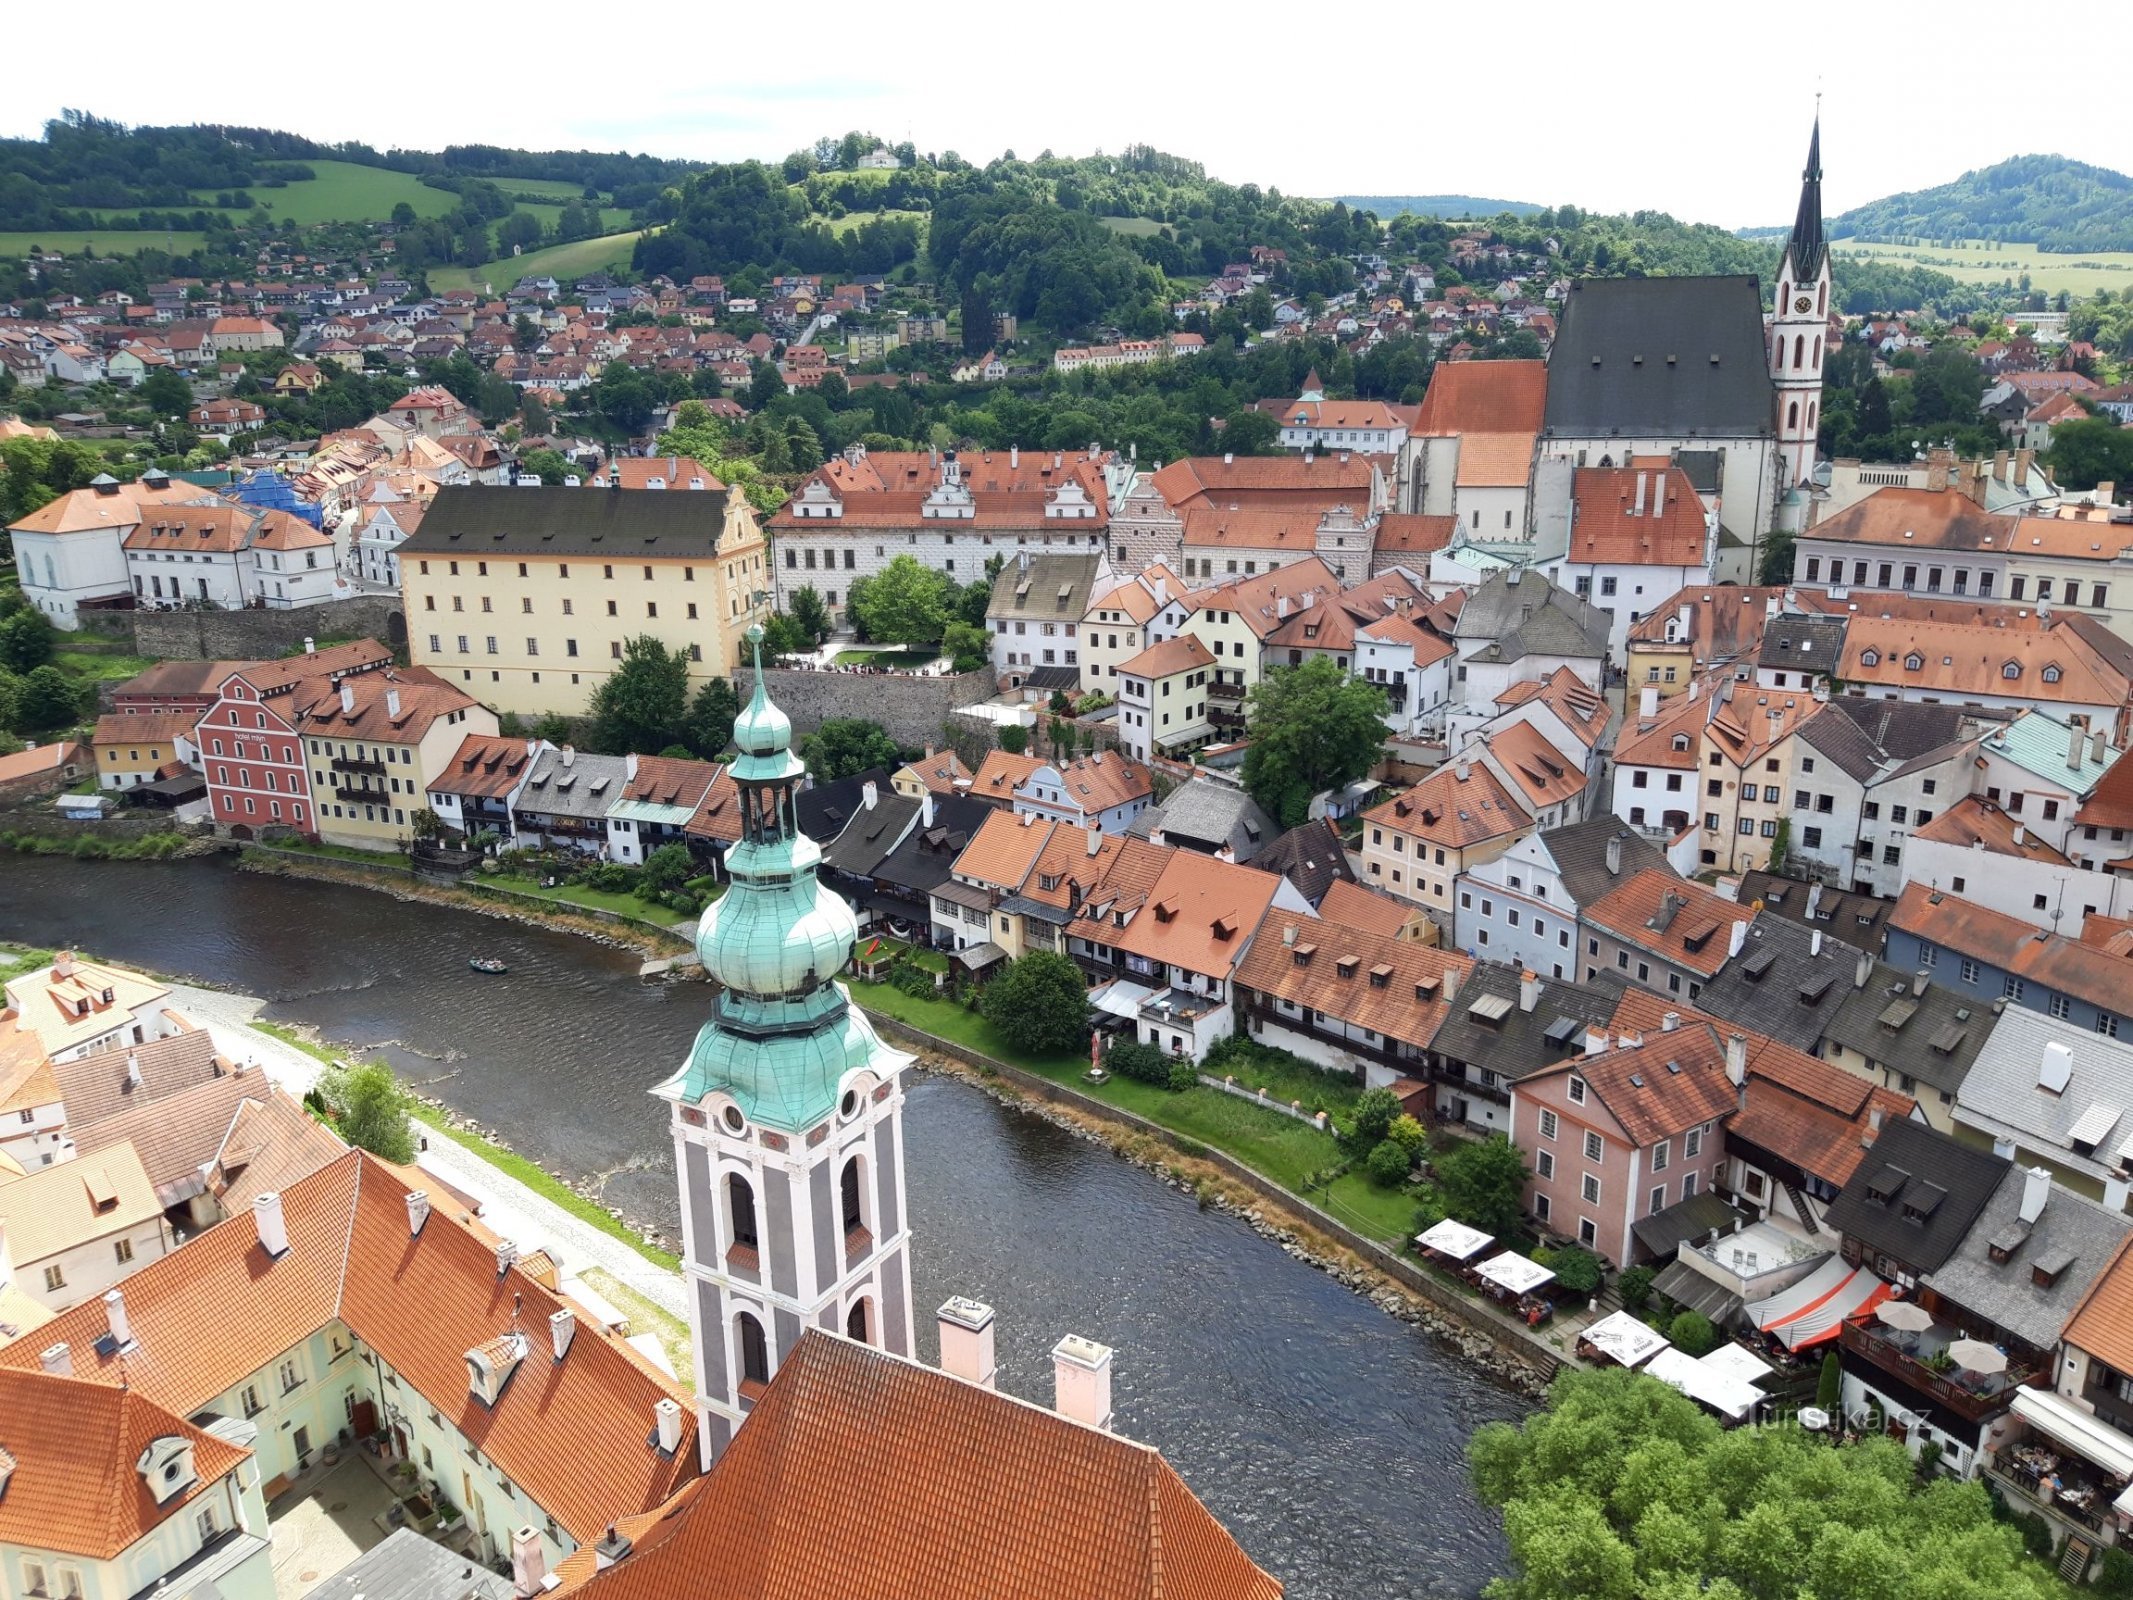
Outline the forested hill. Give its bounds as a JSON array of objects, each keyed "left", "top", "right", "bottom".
[
  {"left": 1829, "top": 154, "right": 2133, "bottom": 253},
  {"left": 1336, "top": 195, "right": 1544, "bottom": 219}
]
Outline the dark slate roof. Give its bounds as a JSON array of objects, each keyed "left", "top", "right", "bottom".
[
  {"left": 1652, "top": 1258, "right": 1743, "bottom": 1321},
  {"left": 1759, "top": 617, "right": 1845, "bottom": 675},
  {"left": 1675, "top": 449, "right": 1726, "bottom": 495},
  {"left": 305, "top": 1529, "right": 513, "bottom": 1600},
  {"left": 1542, "top": 276, "right": 1776, "bottom": 438},
  {"left": 871, "top": 795, "right": 990, "bottom": 897},
  {"left": 1247, "top": 817, "right": 1356, "bottom": 906},
  {"left": 1821, "top": 1117, "right": 2009, "bottom": 1275},
  {"left": 1924, "top": 1169, "right": 2133, "bottom": 1351},
  {"left": 796, "top": 768, "right": 895, "bottom": 844},
  {"left": 1453, "top": 569, "right": 1609, "bottom": 662},
  {"left": 1428, "top": 962, "right": 1618, "bottom": 1083},
  {"left": 516, "top": 748, "right": 629, "bottom": 821},
  {"left": 987, "top": 553, "right": 1104, "bottom": 623},
  {"left": 1821, "top": 960, "right": 1999, "bottom": 1102},
  {"left": 1783, "top": 118, "right": 1828, "bottom": 281},
  {"left": 819, "top": 791, "right": 920, "bottom": 875},
  {"left": 1539, "top": 818, "right": 1674, "bottom": 908},
  {"left": 1023, "top": 665, "right": 1080, "bottom": 691},
  {"left": 1805, "top": 696, "right": 1993, "bottom": 782},
  {"left": 1737, "top": 872, "right": 1892, "bottom": 951},
  {"left": 401, "top": 483, "right": 737, "bottom": 560},
  {"left": 1632, "top": 1190, "right": 1756, "bottom": 1261},
  {"left": 1694, "top": 911, "right": 1866, "bottom": 1051},
  {"left": 1130, "top": 780, "right": 1275, "bottom": 861}
]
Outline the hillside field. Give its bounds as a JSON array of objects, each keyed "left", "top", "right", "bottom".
[
  {"left": 426, "top": 229, "right": 649, "bottom": 293},
  {"left": 1098, "top": 216, "right": 1165, "bottom": 236},
  {"left": 191, "top": 159, "right": 458, "bottom": 225},
  {"left": 1833, "top": 236, "right": 2133, "bottom": 297},
  {"left": 0, "top": 228, "right": 208, "bottom": 257}
]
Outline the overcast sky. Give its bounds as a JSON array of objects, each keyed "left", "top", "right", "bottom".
[{"left": 16, "top": 0, "right": 2130, "bottom": 230}]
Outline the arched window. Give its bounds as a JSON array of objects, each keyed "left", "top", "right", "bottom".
[
  {"left": 1812, "top": 336, "right": 1822, "bottom": 366},
  {"left": 840, "top": 1156, "right": 865, "bottom": 1236},
  {"left": 1787, "top": 400, "right": 1799, "bottom": 431},
  {"left": 727, "top": 1173, "right": 758, "bottom": 1252},
  {"left": 1818, "top": 281, "right": 1826, "bottom": 315},
  {"left": 845, "top": 1298, "right": 871, "bottom": 1345},
  {"left": 1793, "top": 334, "right": 1805, "bottom": 368},
  {"left": 735, "top": 1312, "right": 769, "bottom": 1386},
  {"left": 1808, "top": 400, "right": 1817, "bottom": 431},
  {"left": 1780, "top": 280, "right": 1790, "bottom": 306}
]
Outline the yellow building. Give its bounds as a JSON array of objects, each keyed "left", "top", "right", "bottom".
[
  {"left": 1115, "top": 635, "right": 1216, "bottom": 763},
  {"left": 298, "top": 667, "right": 497, "bottom": 850},
  {"left": 399, "top": 485, "right": 770, "bottom": 717},
  {"left": 90, "top": 711, "right": 197, "bottom": 790},
  {"left": 1359, "top": 757, "right": 1533, "bottom": 930}
]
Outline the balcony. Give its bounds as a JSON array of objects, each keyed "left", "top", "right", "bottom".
[
  {"left": 331, "top": 756, "right": 386, "bottom": 775},
  {"left": 1988, "top": 1462, "right": 2114, "bottom": 1538},
  {"left": 1838, "top": 1319, "right": 2044, "bottom": 1425},
  {"left": 1208, "top": 680, "right": 1246, "bottom": 703},
  {"left": 332, "top": 783, "right": 387, "bottom": 805},
  {"left": 1139, "top": 987, "right": 1224, "bottom": 1027},
  {"left": 1430, "top": 1062, "right": 1509, "bottom": 1104}
]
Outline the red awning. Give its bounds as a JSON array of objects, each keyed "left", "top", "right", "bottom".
[{"left": 1746, "top": 1257, "right": 1891, "bottom": 1351}]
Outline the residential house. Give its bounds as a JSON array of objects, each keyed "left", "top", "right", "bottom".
[
  {"left": 1428, "top": 965, "right": 1623, "bottom": 1136},
  {"left": 198, "top": 641, "right": 393, "bottom": 841},
  {"left": 1361, "top": 757, "right": 1533, "bottom": 928},
  {"left": 862, "top": 794, "right": 988, "bottom": 938},
  {"left": 424, "top": 734, "right": 546, "bottom": 843},
  {"left": 1820, "top": 957, "right": 1999, "bottom": 1133},
  {"left": 1107, "top": 454, "right": 1385, "bottom": 578},
  {"left": 353, "top": 488, "right": 427, "bottom": 591},
  {"left": 512, "top": 747, "right": 631, "bottom": 855},
  {"left": 1273, "top": 371, "right": 1410, "bottom": 454},
  {"left": 1465, "top": 718, "right": 1591, "bottom": 832},
  {"left": 0, "top": 1142, "right": 168, "bottom": 1312},
  {"left": 606, "top": 755, "right": 722, "bottom": 866},
  {"left": 1450, "top": 569, "right": 1609, "bottom": 709},
  {"left": 1907, "top": 798, "right": 2133, "bottom": 934},
  {"left": 107, "top": 659, "right": 251, "bottom": 718},
  {"left": 1694, "top": 911, "right": 1866, "bottom": 1052},
  {"left": 0, "top": 1023, "right": 62, "bottom": 1174},
  {"left": 1717, "top": 1031, "right": 1916, "bottom": 1239},
  {"left": 401, "top": 486, "right": 769, "bottom": 718},
  {"left": 889, "top": 748, "right": 972, "bottom": 801},
  {"left": 2010, "top": 1239, "right": 2133, "bottom": 1564},
  {"left": 89, "top": 712, "right": 197, "bottom": 791},
  {"left": 1953, "top": 1006, "right": 2133, "bottom": 1206},
  {"left": 1886, "top": 883, "right": 2133, "bottom": 1038},
  {"left": 298, "top": 669, "right": 494, "bottom": 853},
  {"left": 1787, "top": 697, "right": 1984, "bottom": 896},
  {"left": 1009, "top": 752, "right": 1153, "bottom": 834},
  {"left": 1837, "top": 614, "right": 2133, "bottom": 736},
  {"left": 1113, "top": 635, "right": 1215, "bottom": 763},
  {"left": 1131, "top": 780, "right": 1277, "bottom": 865},
  {"left": 1148, "top": 560, "right": 1344, "bottom": 740},
  {"left": 2, "top": 953, "right": 183, "bottom": 1064},
  {"left": 0, "top": 1368, "right": 276, "bottom": 1600},
  {"left": 987, "top": 552, "right": 1105, "bottom": 689},
  {"left": 1579, "top": 870, "right": 1754, "bottom": 1004},
  {"left": 1757, "top": 615, "right": 1847, "bottom": 692},
  {"left": 1355, "top": 606, "right": 1457, "bottom": 740},
  {"left": 965, "top": 750, "right": 1045, "bottom": 811},
  {"left": 1077, "top": 565, "right": 1182, "bottom": 697},
  {"left": 1541, "top": 463, "right": 1717, "bottom": 659},
  {"left": 8, "top": 473, "right": 218, "bottom": 628},
  {"left": 0, "top": 740, "right": 85, "bottom": 801},
  {"left": 1457, "top": 823, "right": 1673, "bottom": 981},
  {"left": 1235, "top": 911, "right": 1469, "bottom": 1087},
  {"left": 1971, "top": 709, "right": 2116, "bottom": 857},
  {"left": 1245, "top": 817, "right": 1357, "bottom": 908}
]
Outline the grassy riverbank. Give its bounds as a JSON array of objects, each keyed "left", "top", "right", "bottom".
[{"left": 846, "top": 979, "right": 1420, "bottom": 1244}]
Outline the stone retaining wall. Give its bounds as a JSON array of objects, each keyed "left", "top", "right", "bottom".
[
  {"left": 759, "top": 667, "right": 995, "bottom": 747},
  {"left": 861, "top": 1007, "right": 1563, "bottom": 1388},
  {"left": 128, "top": 596, "right": 406, "bottom": 661}
]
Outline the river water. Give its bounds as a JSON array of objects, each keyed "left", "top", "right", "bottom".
[{"left": 0, "top": 853, "right": 1526, "bottom": 1596}]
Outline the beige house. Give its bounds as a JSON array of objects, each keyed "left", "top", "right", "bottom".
[
  {"left": 0, "top": 1140, "right": 168, "bottom": 1312},
  {"left": 401, "top": 485, "right": 770, "bottom": 717},
  {"left": 90, "top": 711, "right": 198, "bottom": 790},
  {"left": 297, "top": 668, "right": 497, "bottom": 851},
  {"left": 1360, "top": 758, "right": 1533, "bottom": 931},
  {"left": 1115, "top": 635, "right": 1215, "bottom": 763}
]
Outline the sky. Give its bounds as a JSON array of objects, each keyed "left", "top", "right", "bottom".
[{"left": 15, "top": 0, "right": 2131, "bottom": 231}]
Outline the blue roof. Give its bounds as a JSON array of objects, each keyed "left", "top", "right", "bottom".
[
  {"left": 230, "top": 469, "right": 323, "bottom": 528},
  {"left": 1980, "top": 708, "right": 2116, "bottom": 792}
]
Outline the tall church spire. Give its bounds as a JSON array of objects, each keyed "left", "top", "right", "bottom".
[
  {"left": 656, "top": 625, "right": 917, "bottom": 1465},
  {"left": 1784, "top": 113, "right": 1826, "bottom": 282}
]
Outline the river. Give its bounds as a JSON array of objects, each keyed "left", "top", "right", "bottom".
[{"left": 0, "top": 852, "right": 1526, "bottom": 1597}]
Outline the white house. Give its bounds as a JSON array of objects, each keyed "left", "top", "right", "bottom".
[{"left": 7, "top": 476, "right": 211, "bottom": 628}]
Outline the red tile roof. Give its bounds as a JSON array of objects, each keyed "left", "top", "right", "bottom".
[
  {"left": 1569, "top": 465, "right": 1708, "bottom": 566},
  {"left": 1583, "top": 871, "right": 1753, "bottom": 977},
  {"left": 1412, "top": 359, "right": 1548, "bottom": 436}
]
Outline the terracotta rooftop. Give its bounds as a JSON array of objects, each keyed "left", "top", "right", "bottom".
[
  {"left": 951, "top": 809, "right": 1059, "bottom": 890},
  {"left": 968, "top": 749, "right": 1046, "bottom": 803},
  {"left": 1317, "top": 879, "right": 1420, "bottom": 939},
  {"left": 1117, "top": 634, "right": 1215, "bottom": 680},
  {"left": 90, "top": 711, "right": 199, "bottom": 749},
  {"left": 431, "top": 734, "right": 541, "bottom": 800},
  {"left": 1112, "top": 848, "right": 1280, "bottom": 979},
  {"left": 1799, "top": 486, "right": 2013, "bottom": 552},
  {"left": 1913, "top": 796, "right": 2072, "bottom": 866},
  {"left": 1582, "top": 871, "right": 1754, "bottom": 977},
  {"left": 1839, "top": 617, "right": 2128, "bottom": 708},
  {"left": 1412, "top": 358, "right": 1548, "bottom": 436},
  {"left": 1568, "top": 465, "right": 1708, "bottom": 566},
  {"left": 2063, "top": 1236, "right": 2133, "bottom": 1377},
  {"left": 1363, "top": 760, "right": 1532, "bottom": 850},
  {"left": 1890, "top": 883, "right": 2133, "bottom": 1015},
  {"left": 295, "top": 665, "right": 482, "bottom": 744},
  {"left": 1238, "top": 913, "right": 1469, "bottom": 1052}
]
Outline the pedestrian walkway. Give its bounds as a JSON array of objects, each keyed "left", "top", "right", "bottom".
[{"left": 168, "top": 984, "right": 688, "bottom": 1322}]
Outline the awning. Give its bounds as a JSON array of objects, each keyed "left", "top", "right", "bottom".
[
  {"left": 1643, "top": 1346, "right": 1764, "bottom": 1421},
  {"left": 954, "top": 942, "right": 1007, "bottom": 971},
  {"left": 1701, "top": 1342, "right": 1776, "bottom": 1384},
  {"left": 1415, "top": 1219, "right": 1494, "bottom": 1262},
  {"left": 1476, "top": 1252, "right": 1555, "bottom": 1296},
  {"left": 1745, "top": 1255, "right": 1890, "bottom": 1350},
  {"left": 1091, "top": 979, "right": 1156, "bottom": 1022},
  {"left": 1582, "top": 1310, "right": 1670, "bottom": 1369},
  {"left": 2011, "top": 1388, "right": 2133, "bottom": 1482},
  {"left": 1652, "top": 1260, "right": 1744, "bottom": 1325}
]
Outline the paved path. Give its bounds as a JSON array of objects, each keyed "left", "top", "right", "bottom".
[{"left": 170, "top": 984, "right": 689, "bottom": 1322}]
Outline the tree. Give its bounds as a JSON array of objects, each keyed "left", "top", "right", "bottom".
[
  {"left": 1756, "top": 531, "right": 1796, "bottom": 587},
  {"left": 139, "top": 367, "right": 192, "bottom": 416},
  {"left": 594, "top": 362, "right": 655, "bottom": 436},
  {"left": 1429, "top": 1134, "right": 1528, "bottom": 1241},
  {"left": 801, "top": 717, "right": 899, "bottom": 781},
  {"left": 2048, "top": 416, "right": 2133, "bottom": 491},
  {"left": 943, "top": 621, "right": 991, "bottom": 672},
  {"left": 981, "top": 950, "right": 1091, "bottom": 1056},
  {"left": 788, "top": 585, "right": 830, "bottom": 643},
  {"left": 1349, "top": 1085, "right": 1400, "bottom": 1149},
  {"left": 0, "top": 609, "right": 54, "bottom": 673},
  {"left": 1242, "top": 658, "right": 1388, "bottom": 828},
  {"left": 1666, "top": 1309, "right": 1718, "bottom": 1356},
  {"left": 320, "top": 1060, "right": 417, "bottom": 1164},
  {"left": 684, "top": 675, "right": 739, "bottom": 758},
  {"left": 759, "top": 612, "right": 812, "bottom": 657},
  {"left": 1365, "top": 1139, "right": 1412, "bottom": 1187},
  {"left": 642, "top": 841, "right": 694, "bottom": 892},
  {"left": 588, "top": 635, "right": 691, "bottom": 755},
  {"left": 391, "top": 201, "right": 418, "bottom": 227},
  {"left": 997, "top": 724, "right": 1028, "bottom": 755},
  {"left": 847, "top": 554, "right": 950, "bottom": 647},
  {"left": 12, "top": 664, "right": 80, "bottom": 731},
  {"left": 517, "top": 447, "right": 570, "bottom": 485}
]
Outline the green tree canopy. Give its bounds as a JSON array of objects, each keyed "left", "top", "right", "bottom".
[
  {"left": 0, "top": 609, "right": 55, "bottom": 673},
  {"left": 320, "top": 1060, "right": 417, "bottom": 1164},
  {"left": 801, "top": 717, "right": 899, "bottom": 781},
  {"left": 848, "top": 554, "right": 951, "bottom": 647},
  {"left": 588, "top": 635, "right": 691, "bottom": 755},
  {"left": 787, "top": 585, "right": 830, "bottom": 644},
  {"left": 1428, "top": 1134, "right": 1528, "bottom": 1241},
  {"left": 684, "top": 675, "right": 740, "bottom": 758},
  {"left": 139, "top": 367, "right": 192, "bottom": 416},
  {"left": 642, "top": 841, "right": 694, "bottom": 891},
  {"left": 11, "top": 664, "right": 81, "bottom": 732},
  {"left": 981, "top": 950, "right": 1092, "bottom": 1056},
  {"left": 2048, "top": 416, "right": 2133, "bottom": 491},
  {"left": 1241, "top": 657, "right": 1389, "bottom": 827},
  {"left": 516, "top": 447, "right": 571, "bottom": 485}
]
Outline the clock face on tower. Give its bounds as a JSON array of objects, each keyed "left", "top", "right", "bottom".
[{"left": 1794, "top": 296, "right": 1813, "bottom": 313}]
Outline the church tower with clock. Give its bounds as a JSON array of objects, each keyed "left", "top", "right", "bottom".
[
  {"left": 654, "top": 625, "right": 917, "bottom": 1467},
  {"left": 1770, "top": 113, "right": 1831, "bottom": 489}
]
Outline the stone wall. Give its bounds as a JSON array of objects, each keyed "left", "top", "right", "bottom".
[
  {"left": 128, "top": 597, "right": 406, "bottom": 662},
  {"left": 759, "top": 667, "right": 995, "bottom": 748}
]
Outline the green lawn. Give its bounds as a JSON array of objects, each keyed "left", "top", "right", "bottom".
[
  {"left": 478, "top": 873, "right": 696, "bottom": 928},
  {"left": 519, "top": 202, "right": 632, "bottom": 235},
  {"left": 0, "top": 944, "right": 54, "bottom": 986},
  {"left": 428, "top": 230, "right": 649, "bottom": 293},
  {"left": 196, "top": 160, "right": 459, "bottom": 226},
  {"left": 832, "top": 648, "right": 940, "bottom": 670},
  {"left": 1097, "top": 216, "right": 1165, "bottom": 237},
  {"left": 0, "top": 230, "right": 208, "bottom": 258},
  {"left": 1205, "top": 1039, "right": 1365, "bottom": 1117},
  {"left": 500, "top": 178, "right": 602, "bottom": 202},
  {"left": 55, "top": 650, "right": 157, "bottom": 683},
  {"left": 248, "top": 839, "right": 411, "bottom": 868},
  {"left": 579, "top": 1267, "right": 693, "bottom": 1389}
]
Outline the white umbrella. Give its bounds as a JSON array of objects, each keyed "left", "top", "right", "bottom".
[
  {"left": 1949, "top": 1337, "right": 2009, "bottom": 1374},
  {"left": 1876, "top": 1300, "right": 1935, "bottom": 1333}
]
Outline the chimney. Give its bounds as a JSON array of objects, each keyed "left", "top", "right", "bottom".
[
  {"left": 862, "top": 780, "right": 878, "bottom": 810},
  {"left": 1224, "top": 451, "right": 1234, "bottom": 466},
  {"left": 1639, "top": 685, "right": 1659, "bottom": 719},
  {"left": 1855, "top": 951, "right": 1873, "bottom": 990},
  {"left": 920, "top": 792, "right": 936, "bottom": 828},
  {"left": 1993, "top": 449, "right": 2009, "bottom": 484},
  {"left": 2016, "top": 446, "right": 2036, "bottom": 483},
  {"left": 1455, "top": 758, "right": 1471, "bottom": 782},
  {"left": 937, "top": 1296, "right": 998, "bottom": 1389},
  {"left": 386, "top": 687, "right": 402, "bottom": 720},
  {"left": 1519, "top": 970, "right": 1540, "bottom": 1013},
  {"left": 1724, "top": 1032, "right": 1748, "bottom": 1088},
  {"left": 496, "top": 1238, "right": 520, "bottom": 1278},
  {"left": 511, "top": 1527, "right": 548, "bottom": 1600},
  {"left": 254, "top": 1191, "right": 289, "bottom": 1258},
  {"left": 1661, "top": 1010, "right": 1681, "bottom": 1032},
  {"left": 2070, "top": 720, "right": 2086, "bottom": 771},
  {"left": 593, "top": 1527, "right": 633, "bottom": 1571},
  {"left": 104, "top": 1288, "right": 131, "bottom": 1348},
  {"left": 406, "top": 1189, "right": 431, "bottom": 1235},
  {"left": 1010, "top": 444, "right": 1019, "bottom": 469},
  {"left": 338, "top": 680, "right": 355, "bottom": 716},
  {"left": 1810, "top": 928, "right": 1823, "bottom": 958},
  {"left": 302, "top": 636, "right": 317, "bottom": 655},
  {"left": 2019, "top": 1165, "right": 2053, "bottom": 1225},
  {"left": 549, "top": 1307, "right": 576, "bottom": 1361},
  {"left": 125, "top": 1051, "right": 141, "bottom": 1088},
  {"left": 52, "top": 950, "right": 75, "bottom": 978},
  {"left": 561, "top": 745, "right": 575, "bottom": 768},
  {"left": 2040, "top": 1040, "right": 2074, "bottom": 1093},
  {"left": 1440, "top": 965, "right": 1460, "bottom": 1007},
  {"left": 2094, "top": 731, "right": 2108, "bottom": 766},
  {"left": 1914, "top": 968, "right": 1931, "bottom": 999},
  {"left": 1051, "top": 1334, "right": 1114, "bottom": 1431},
  {"left": 1583, "top": 1027, "right": 1610, "bottom": 1057},
  {"left": 624, "top": 752, "right": 639, "bottom": 783},
  {"left": 1086, "top": 825, "right": 1102, "bottom": 858},
  {"left": 1727, "top": 918, "right": 1749, "bottom": 959},
  {"left": 1925, "top": 452, "right": 1951, "bottom": 493},
  {"left": 2014, "top": 825, "right": 2027, "bottom": 846},
  {"left": 38, "top": 1342, "right": 70, "bottom": 1377},
  {"left": 1605, "top": 834, "right": 1623, "bottom": 876},
  {"left": 654, "top": 1398, "right": 683, "bottom": 1455},
  {"left": 1632, "top": 471, "right": 1648, "bottom": 516}
]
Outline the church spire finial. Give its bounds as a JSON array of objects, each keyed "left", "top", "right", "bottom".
[{"left": 1785, "top": 107, "right": 1827, "bottom": 281}]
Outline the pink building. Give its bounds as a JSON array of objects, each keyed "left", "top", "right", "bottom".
[{"left": 198, "top": 640, "right": 389, "bottom": 841}]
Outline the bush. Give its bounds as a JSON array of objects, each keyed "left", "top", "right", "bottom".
[
  {"left": 2095, "top": 1546, "right": 2133, "bottom": 1598},
  {"left": 1667, "top": 1309, "right": 1718, "bottom": 1357},
  {"left": 1165, "top": 1060, "right": 1198, "bottom": 1092},
  {"left": 1365, "top": 1138, "right": 1412, "bottom": 1187},
  {"left": 1104, "top": 1038, "right": 1171, "bottom": 1087},
  {"left": 1817, "top": 1350, "right": 1842, "bottom": 1412},
  {"left": 1618, "top": 1265, "right": 1656, "bottom": 1311},
  {"left": 889, "top": 961, "right": 937, "bottom": 999},
  {"left": 1534, "top": 1245, "right": 1605, "bottom": 1296},
  {"left": 997, "top": 725, "right": 1028, "bottom": 755},
  {"left": 575, "top": 861, "right": 638, "bottom": 893},
  {"left": 1387, "top": 1113, "right": 1428, "bottom": 1157},
  {"left": 1348, "top": 1085, "right": 1400, "bottom": 1150}
]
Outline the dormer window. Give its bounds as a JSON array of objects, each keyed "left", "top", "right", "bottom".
[
  {"left": 135, "top": 1436, "right": 198, "bottom": 1505},
  {"left": 1904, "top": 653, "right": 1924, "bottom": 672},
  {"left": 2044, "top": 665, "right": 2063, "bottom": 684},
  {"left": 1861, "top": 649, "right": 1880, "bottom": 667},
  {"left": 465, "top": 1332, "right": 530, "bottom": 1408},
  {"left": 1671, "top": 735, "right": 1689, "bottom": 752},
  {"left": 2002, "top": 661, "right": 2021, "bottom": 680}
]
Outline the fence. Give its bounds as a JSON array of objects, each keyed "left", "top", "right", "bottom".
[{"left": 1199, "top": 1072, "right": 1330, "bottom": 1129}]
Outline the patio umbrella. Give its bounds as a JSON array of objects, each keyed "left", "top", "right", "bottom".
[
  {"left": 1949, "top": 1337, "right": 2009, "bottom": 1374},
  {"left": 1876, "top": 1300, "right": 1935, "bottom": 1333}
]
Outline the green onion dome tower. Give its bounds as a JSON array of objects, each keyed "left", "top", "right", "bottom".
[{"left": 655, "top": 624, "right": 916, "bottom": 1464}]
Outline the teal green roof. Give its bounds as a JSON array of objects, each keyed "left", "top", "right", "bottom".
[{"left": 1981, "top": 709, "right": 2114, "bottom": 792}]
